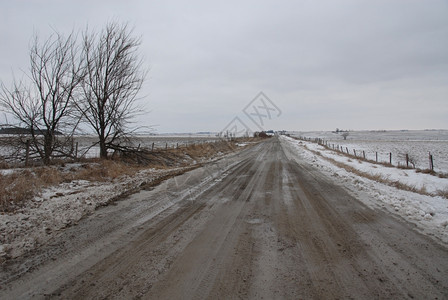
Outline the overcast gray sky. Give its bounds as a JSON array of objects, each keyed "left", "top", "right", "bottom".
[{"left": 1, "top": 0, "right": 447, "bottom": 133}]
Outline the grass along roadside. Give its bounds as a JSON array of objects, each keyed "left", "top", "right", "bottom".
[
  {"left": 0, "top": 138, "right": 255, "bottom": 213},
  {"left": 0, "top": 138, "right": 260, "bottom": 262}
]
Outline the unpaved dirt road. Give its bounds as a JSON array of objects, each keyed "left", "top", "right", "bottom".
[{"left": 1, "top": 137, "right": 448, "bottom": 299}]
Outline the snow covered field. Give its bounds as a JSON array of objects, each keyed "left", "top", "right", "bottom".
[
  {"left": 281, "top": 135, "right": 448, "bottom": 245},
  {"left": 291, "top": 130, "right": 448, "bottom": 173}
]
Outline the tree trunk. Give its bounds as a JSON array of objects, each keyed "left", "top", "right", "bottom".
[
  {"left": 43, "top": 132, "right": 53, "bottom": 165},
  {"left": 99, "top": 135, "right": 108, "bottom": 159}
]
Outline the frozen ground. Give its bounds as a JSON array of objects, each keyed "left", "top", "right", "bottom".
[
  {"left": 281, "top": 135, "right": 448, "bottom": 245},
  {"left": 291, "top": 130, "right": 448, "bottom": 172},
  {"left": 2, "top": 137, "right": 448, "bottom": 299},
  {"left": 0, "top": 155, "right": 227, "bottom": 261},
  {"left": 1, "top": 134, "right": 447, "bottom": 266},
  {"left": 0, "top": 167, "right": 171, "bottom": 259}
]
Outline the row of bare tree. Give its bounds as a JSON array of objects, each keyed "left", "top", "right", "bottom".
[{"left": 0, "top": 21, "right": 147, "bottom": 164}]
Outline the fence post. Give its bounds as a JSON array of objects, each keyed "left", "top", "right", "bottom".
[
  {"left": 376, "top": 152, "right": 378, "bottom": 163},
  {"left": 389, "top": 152, "right": 392, "bottom": 165},
  {"left": 406, "top": 154, "right": 409, "bottom": 168},
  {"left": 429, "top": 152, "right": 434, "bottom": 171},
  {"left": 353, "top": 149, "right": 357, "bottom": 157},
  {"left": 75, "top": 142, "right": 78, "bottom": 159},
  {"left": 363, "top": 151, "right": 366, "bottom": 159},
  {"left": 151, "top": 142, "right": 154, "bottom": 152},
  {"left": 165, "top": 143, "right": 168, "bottom": 150}
]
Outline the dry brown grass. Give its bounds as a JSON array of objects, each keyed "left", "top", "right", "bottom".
[
  {"left": 184, "top": 140, "right": 237, "bottom": 160},
  {"left": 0, "top": 160, "right": 144, "bottom": 213},
  {"left": 415, "top": 169, "right": 448, "bottom": 179},
  {"left": 125, "top": 140, "right": 240, "bottom": 169},
  {"left": 437, "top": 189, "right": 448, "bottom": 198},
  {"left": 0, "top": 138, "right": 254, "bottom": 213},
  {"left": 1, "top": 171, "right": 34, "bottom": 212},
  {"left": 71, "top": 160, "right": 142, "bottom": 182}
]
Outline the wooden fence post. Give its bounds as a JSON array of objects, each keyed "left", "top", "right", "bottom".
[
  {"left": 75, "top": 142, "right": 78, "bottom": 159},
  {"left": 363, "top": 151, "right": 366, "bottom": 159},
  {"left": 406, "top": 154, "right": 409, "bottom": 168},
  {"left": 429, "top": 153, "right": 434, "bottom": 171},
  {"left": 151, "top": 142, "right": 154, "bottom": 151},
  {"left": 353, "top": 149, "right": 357, "bottom": 157},
  {"left": 389, "top": 152, "right": 392, "bottom": 165},
  {"left": 376, "top": 152, "right": 378, "bottom": 163}
]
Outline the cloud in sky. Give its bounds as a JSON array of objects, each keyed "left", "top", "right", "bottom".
[{"left": 1, "top": 0, "right": 447, "bottom": 133}]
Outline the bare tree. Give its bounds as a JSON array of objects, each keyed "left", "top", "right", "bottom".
[
  {"left": 341, "top": 131, "right": 349, "bottom": 140},
  {"left": 0, "top": 31, "right": 84, "bottom": 164},
  {"left": 79, "top": 22, "right": 147, "bottom": 159}
]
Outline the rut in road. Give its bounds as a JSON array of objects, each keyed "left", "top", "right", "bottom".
[{"left": 1, "top": 137, "right": 448, "bottom": 299}]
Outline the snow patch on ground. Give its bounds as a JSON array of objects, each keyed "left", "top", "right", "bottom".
[
  {"left": 0, "top": 146, "right": 239, "bottom": 261},
  {"left": 281, "top": 135, "right": 448, "bottom": 245},
  {"left": 305, "top": 142, "right": 447, "bottom": 195},
  {"left": 0, "top": 168, "right": 173, "bottom": 259}
]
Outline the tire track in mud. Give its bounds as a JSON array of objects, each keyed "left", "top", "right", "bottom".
[
  {"left": 276, "top": 138, "right": 448, "bottom": 299},
  {"left": 142, "top": 143, "right": 273, "bottom": 299}
]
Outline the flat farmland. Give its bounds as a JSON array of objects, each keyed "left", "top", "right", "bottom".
[{"left": 293, "top": 130, "right": 448, "bottom": 173}]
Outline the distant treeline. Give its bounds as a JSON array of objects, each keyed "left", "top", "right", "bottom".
[{"left": 0, "top": 127, "right": 62, "bottom": 135}]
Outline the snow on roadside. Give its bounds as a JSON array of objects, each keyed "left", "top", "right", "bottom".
[
  {"left": 306, "top": 141, "right": 447, "bottom": 195},
  {"left": 281, "top": 135, "right": 448, "bottom": 245},
  {"left": 0, "top": 146, "right": 241, "bottom": 261},
  {"left": 0, "top": 167, "right": 173, "bottom": 259}
]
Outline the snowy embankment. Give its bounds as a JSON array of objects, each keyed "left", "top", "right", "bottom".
[
  {"left": 281, "top": 135, "right": 448, "bottom": 245},
  {"left": 0, "top": 167, "right": 180, "bottom": 260}
]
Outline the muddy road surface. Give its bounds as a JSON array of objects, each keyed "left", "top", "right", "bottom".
[{"left": 1, "top": 137, "right": 448, "bottom": 299}]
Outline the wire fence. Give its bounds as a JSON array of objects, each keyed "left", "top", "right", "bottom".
[
  {"left": 297, "top": 136, "right": 442, "bottom": 173},
  {"left": 0, "top": 135, "right": 225, "bottom": 166}
]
